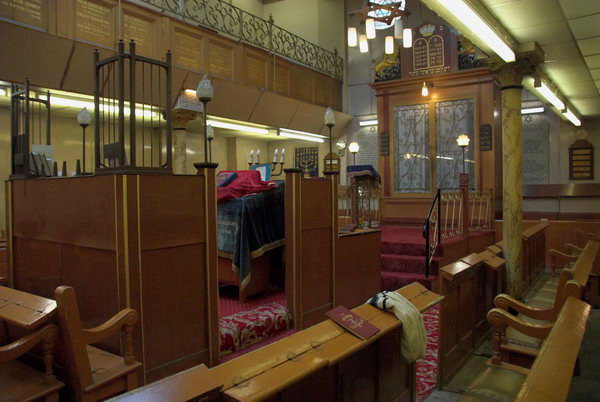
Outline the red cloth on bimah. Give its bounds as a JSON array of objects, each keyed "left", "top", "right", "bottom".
[{"left": 217, "top": 170, "right": 275, "bottom": 203}]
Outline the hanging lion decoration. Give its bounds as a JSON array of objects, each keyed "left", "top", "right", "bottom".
[{"left": 373, "top": 45, "right": 401, "bottom": 82}]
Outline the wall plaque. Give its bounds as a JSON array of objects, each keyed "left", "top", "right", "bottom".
[
  {"left": 295, "top": 147, "right": 319, "bottom": 177},
  {"left": 357, "top": 128, "right": 378, "bottom": 168},
  {"left": 75, "top": 0, "right": 114, "bottom": 48},
  {"left": 0, "top": 0, "right": 47, "bottom": 30},
  {"left": 522, "top": 120, "right": 549, "bottom": 184},
  {"left": 401, "top": 22, "right": 457, "bottom": 79},
  {"left": 173, "top": 28, "right": 203, "bottom": 71},
  {"left": 379, "top": 131, "right": 389, "bottom": 156},
  {"left": 479, "top": 124, "right": 492, "bottom": 151},
  {"left": 569, "top": 139, "right": 594, "bottom": 180},
  {"left": 123, "top": 12, "right": 154, "bottom": 56},
  {"left": 209, "top": 41, "right": 234, "bottom": 79}
]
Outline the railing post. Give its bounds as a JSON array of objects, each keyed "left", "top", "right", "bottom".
[{"left": 460, "top": 173, "right": 469, "bottom": 236}]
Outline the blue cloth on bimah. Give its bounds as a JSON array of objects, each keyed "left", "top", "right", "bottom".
[
  {"left": 217, "top": 181, "right": 285, "bottom": 291},
  {"left": 346, "top": 164, "right": 381, "bottom": 185}
]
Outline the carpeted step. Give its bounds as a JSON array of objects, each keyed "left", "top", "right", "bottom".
[
  {"left": 220, "top": 302, "right": 292, "bottom": 356},
  {"left": 381, "top": 240, "right": 427, "bottom": 256},
  {"left": 381, "top": 254, "right": 440, "bottom": 276},
  {"left": 381, "top": 271, "right": 437, "bottom": 291}
]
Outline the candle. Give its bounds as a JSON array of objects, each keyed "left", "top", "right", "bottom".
[
  {"left": 280, "top": 148, "right": 285, "bottom": 163},
  {"left": 273, "top": 149, "right": 278, "bottom": 163},
  {"left": 249, "top": 150, "right": 254, "bottom": 164},
  {"left": 256, "top": 149, "right": 260, "bottom": 163}
]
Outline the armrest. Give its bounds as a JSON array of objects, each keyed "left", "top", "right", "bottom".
[
  {"left": 549, "top": 249, "right": 578, "bottom": 260},
  {"left": 494, "top": 294, "right": 556, "bottom": 321},
  {"left": 487, "top": 308, "right": 553, "bottom": 340},
  {"left": 564, "top": 243, "right": 583, "bottom": 255},
  {"left": 0, "top": 277, "right": 6, "bottom": 286},
  {"left": 0, "top": 324, "right": 58, "bottom": 364},
  {"left": 82, "top": 308, "right": 137, "bottom": 345},
  {"left": 82, "top": 308, "right": 138, "bottom": 365}
]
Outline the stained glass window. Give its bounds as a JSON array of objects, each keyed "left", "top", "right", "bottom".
[
  {"left": 435, "top": 99, "right": 474, "bottom": 189},
  {"left": 393, "top": 104, "right": 430, "bottom": 193}
]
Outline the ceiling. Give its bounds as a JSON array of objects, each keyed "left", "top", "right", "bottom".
[{"left": 481, "top": 0, "right": 600, "bottom": 118}]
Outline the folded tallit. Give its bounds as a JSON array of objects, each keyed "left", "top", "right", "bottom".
[{"left": 367, "top": 290, "right": 426, "bottom": 362}]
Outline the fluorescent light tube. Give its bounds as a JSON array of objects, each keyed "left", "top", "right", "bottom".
[
  {"left": 0, "top": 88, "right": 6, "bottom": 96},
  {"left": 563, "top": 108, "right": 581, "bottom": 126},
  {"left": 280, "top": 132, "right": 324, "bottom": 143},
  {"left": 207, "top": 119, "right": 269, "bottom": 134},
  {"left": 536, "top": 82, "right": 565, "bottom": 111},
  {"left": 280, "top": 128, "right": 326, "bottom": 139},
  {"left": 521, "top": 107, "right": 544, "bottom": 114},
  {"left": 438, "top": 0, "right": 515, "bottom": 62},
  {"left": 359, "top": 119, "right": 378, "bottom": 127}
]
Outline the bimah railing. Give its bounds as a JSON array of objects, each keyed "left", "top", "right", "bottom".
[{"left": 134, "top": 0, "right": 344, "bottom": 80}]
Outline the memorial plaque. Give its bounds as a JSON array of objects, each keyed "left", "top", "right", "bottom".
[
  {"left": 209, "top": 41, "right": 234, "bottom": 79},
  {"left": 0, "top": 0, "right": 47, "bottom": 30},
  {"left": 522, "top": 120, "right": 549, "bottom": 185},
  {"left": 245, "top": 53, "right": 267, "bottom": 88},
  {"left": 379, "top": 131, "right": 389, "bottom": 156},
  {"left": 274, "top": 64, "right": 290, "bottom": 95},
  {"left": 75, "top": 0, "right": 114, "bottom": 48},
  {"left": 401, "top": 22, "right": 457, "bottom": 79},
  {"left": 357, "top": 128, "right": 379, "bottom": 168},
  {"left": 173, "top": 28, "right": 203, "bottom": 71},
  {"left": 123, "top": 12, "right": 155, "bottom": 57},
  {"left": 569, "top": 140, "right": 594, "bottom": 180},
  {"left": 479, "top": 124, "right": 492, "bottom": 151}
]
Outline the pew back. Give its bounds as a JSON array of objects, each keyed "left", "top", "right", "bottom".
[{"left": 516, "top": 297, "right": 590, "bottom": 402}]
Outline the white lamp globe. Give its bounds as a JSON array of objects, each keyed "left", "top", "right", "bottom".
[
  {"left": 348, "top": 142, "right": 360, "bottom": 153},
  {"left": 77, "top": 107, "right": 91, "bottom": 127},
  {"left": 207, "top": 124, "right": 214, "bottom": 140},
  {"left": 196, "top": 75, "right": 214, "bottom": 101},
  {"left": 456, "top": 134, "right": 470, "bottom": 147}
]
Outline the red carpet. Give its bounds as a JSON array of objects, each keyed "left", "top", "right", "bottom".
[
  {"left": 416, "top": 304, "right": 440, "bottom": 402},
  {"left": 219, "top": 287, "right": 287, "bottom": 317}
]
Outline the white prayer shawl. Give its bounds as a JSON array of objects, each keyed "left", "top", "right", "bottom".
[{"left": 367, "top": 290, "right": 426, "bottom": 363}]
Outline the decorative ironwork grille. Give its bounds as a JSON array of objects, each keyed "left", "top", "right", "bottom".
[
  {"left": 134, "top": 0, "right": 343, "bottom": 80},
  {"left": 435, "top": 98, "right": 475, "bottom": 189},
  {"left": 393, "top": 103, "right": 430, "bottom": 193}
]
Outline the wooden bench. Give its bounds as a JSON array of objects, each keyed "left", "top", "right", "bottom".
[
  {"left": 54, "top": 286, "right": 142, "bottom": 401},
  {"left": 550, "top": 240, "right": 600, "bottom": 306},
  {"left": 0, "top": 285, "right": 63, "bottom": 402},
  {"left": 460, "top": 296, "right": 591, "bottom": 401},
  {"left": 490, "top": 240, "right": 599, "bottom": 366}
]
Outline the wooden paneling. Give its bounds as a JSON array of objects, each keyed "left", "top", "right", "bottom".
[
  {"left": 336, "top": 230, "right": 381, "bottom": 309},
  {"left": 208, "top": 38, "right": 235, "bottom": 81},
  {"left": 13, "top": 237, "right": 61, "bottom": 298},
  {"left": 122, "top": 6, "right": 159, "bottom": 58},
  {"left": 171, "top": 24, "right": 204, "bottom": 72},
  {"left": 73, "top": 0, "right": 117, "bottom": 49},
  {"left": 0, "top": 0, "right": 54, "bottom": 32},
  {"left": 243, "top": 48, "right": 268, "bottom": 89}
]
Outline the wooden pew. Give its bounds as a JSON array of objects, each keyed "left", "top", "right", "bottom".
[
  {"left": 490, "top": 240, "right": 599, "bottom": 367},
  {"left": 438, "top": 250, "right": 504, "bottom": 385},
  {"left": 54, "top": 286, "right": 141, "bottom": 401},
  {"left": 0, "top": 285, "right": 63, "bottom": 401},
  {"left": 460, "top": 296, "right": 591, "bottom": 402},
  {"left": 111, "top": 282, "right": 443, "bottom": 402}
]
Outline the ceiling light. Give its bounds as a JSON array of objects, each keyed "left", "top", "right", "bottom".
[
  {"left": 279, "top": 129, "right": 325, "bottom": 143},
  {"left": 521, "top": 107, "right": 544, "bottom": 115},
  {"left": 535, "top": 82, "right": 565, "bottom": 111},
  {"left": 0, "top": 88, "right": 6, "bottom": 96},
  {"left": 280, "top": 128, "right": 326, "bottom": 139},
  {"left": 359, "top": 34, "right": 369, "bottom": 53},
  {"left": 207, "top": 119, "right": 269, "bottom": 134},
  {"left": 366, "top": 18, "right": 376, "bottom": 39},
  {"left": 348, "top": 27, "right": 358, "bottom": 47},
  {"left": 385, "top": 36, "right": 395, "bottom": 54},
  {"left": 402, "top": 28, "right": 412, "bottom": 48},
  {"left": 421, "top": 82, "right": 429, "bottom": 97},
  {"left": 438, "top": 0, "right": 515, "bottom": 62},
  {"left": 563, "top": 108, "right": 581, "bottom": 126},
  {"left": 359, "top": 119, "right": 378, "bottom": 127}
]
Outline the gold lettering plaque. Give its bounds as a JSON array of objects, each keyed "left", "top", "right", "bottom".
[
  {"left": 123, "top": 12, "right": 155, "bottom": 56},
  {"left": 245, "top": 53, "right": 266, "bottom": 88},
  {"left": 209, "top": 41, "right": 233, "bottom": 79},
  {"left": 173, "top": 28, "right": 203, "bottom": 71},
  {"left": 75, "top": 0, "right": 114, "bottom": 48},
  {"left": 0, "top": 0, "right": 47, "bottom": 30}
]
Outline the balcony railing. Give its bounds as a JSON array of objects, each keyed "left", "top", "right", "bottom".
[{"left": 134, "top": 0, "right": 344, "bottom": 80}]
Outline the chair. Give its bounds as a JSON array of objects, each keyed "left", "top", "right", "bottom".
[
  {"left": 54, "top": 286, "right": 141, "bottom": 401},
  {"left": 0, "top": 323, "right": 64, "bottom": 402}
]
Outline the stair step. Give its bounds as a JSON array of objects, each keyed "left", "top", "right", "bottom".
[
  {"left": 381, "top": 271, "right": 437, "bottom": 291},
  {"left": 381, "top": 240, "right": 427, "bottom": 256},
  {"left": 381, "top": 254, "right": 440, "bottom": 276}
]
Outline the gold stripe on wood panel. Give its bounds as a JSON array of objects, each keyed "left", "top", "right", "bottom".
[
  {"left": 5, "top": 181, "right": 13, "bottom": 286},
  {"left": 113, "top": 175, "right": 121, "bottom": 310},
  {"left": 123, "top": 175, "right": 130, "bottom": 308},
  {"left": 136, "top": 175, "right": 147, "bottom": 383}
]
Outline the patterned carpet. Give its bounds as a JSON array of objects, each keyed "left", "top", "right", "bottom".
[{"left": 416, "top": 304, "right": 440, "bottom": 402}]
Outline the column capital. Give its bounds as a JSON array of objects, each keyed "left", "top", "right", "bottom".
[
  {"left": 172, "top": 109, "right": 198, "bottom": 130},
  {"left": 486, "top": 58, "right": 536, "bottom": 89}
]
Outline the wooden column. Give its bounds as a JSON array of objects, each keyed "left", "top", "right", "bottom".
[{"left": 460, "top": 173, "right": 469, "bottom": 236}]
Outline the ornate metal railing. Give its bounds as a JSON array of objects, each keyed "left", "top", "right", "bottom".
[
  {"left": 468, "top": 189, "right": 493, "bottom": 232},
  {"left": 133, "top": 0, "right": 344, "bottom": 80},
  {"left": 423, "top": 189, "right": 441, "bottom": 277}
]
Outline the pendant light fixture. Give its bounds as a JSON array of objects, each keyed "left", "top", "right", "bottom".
[
  {"left": 359, "top": 34, "right": 369, "bottom": 53},
  {"left": 385, "top": 36, "right": 395, "bottom": 54},
  {"left": 347, "top": 27, "right": 358, "bottom": 47},
  {"left": 365, "top": 18, "right": 376, "bottom": 39},
  {"left": 403, "top": 28, "right": 412, "bottom": 48}
]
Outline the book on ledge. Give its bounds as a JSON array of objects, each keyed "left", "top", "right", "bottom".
[{"left": 326, "top": 305, "right": 380, "bottom": 340}]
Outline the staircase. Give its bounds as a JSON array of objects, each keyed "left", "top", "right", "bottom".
[{"left": 380, "top": 226, "right": 441, "bottom": 291}]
